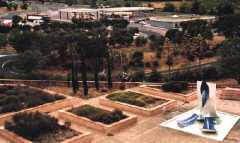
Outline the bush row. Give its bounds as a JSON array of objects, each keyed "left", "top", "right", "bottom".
[
  {"left": 70, "top": 105, "right": 127, "bottom": 124},
  {"left": 0, "top": 86, "right": 65, "bottom": 114},
  {"left": 162, "top": 81, "right": 188, "bottom": 93}
]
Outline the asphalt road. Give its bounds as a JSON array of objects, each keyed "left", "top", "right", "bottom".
[
  {"left": 153, "top": 61, "right": 219, "bottom": 76},
  {"left": 0, "top": 53, "right": 18, "bottom": 78}
]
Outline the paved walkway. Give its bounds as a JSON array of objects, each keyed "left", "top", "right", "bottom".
[
  {"left": 1, "top": 88, "right": 240, "bottom": 143},
  {"left": 54, "top": 89, "right": 240, "bottom": 143}
]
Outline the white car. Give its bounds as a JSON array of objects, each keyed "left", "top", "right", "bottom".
[{"left": 139, "top": 21, "right": 146, "bottom": 25}]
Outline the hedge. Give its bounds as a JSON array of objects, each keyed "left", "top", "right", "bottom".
[{"left": 162, "top": 81, "right": 188, "bottom": 93}]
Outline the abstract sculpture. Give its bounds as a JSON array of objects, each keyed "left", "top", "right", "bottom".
[{"left": 177, "top": 81, "right": 220, "bottom": 132}]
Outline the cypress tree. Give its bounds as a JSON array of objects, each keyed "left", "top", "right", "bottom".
[
  {"left": 71, "top": 56, "right": 77, "bottom": 94},
  {"left": 106, "top": 49, "right": 113, "bottom": 89},
  {"left": 75, "top": 63, "right": 79, "bottom": 91},
  {"left": 94, "top": 57, "right": 99, "bottom": 90},
  {"left": 81, "top": 50, "right": 88, "bottom": 95},
  {"left": 67, "top": 73, "right": 71, "bottom": 88}
]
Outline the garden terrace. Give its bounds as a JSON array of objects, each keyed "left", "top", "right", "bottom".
[
  {"left": 0, "top": 85, "right": 65, "bottom": 114},
  {"left": 58, "top": 104, "right": 137, "bottom": 134},
  {"left": 135, "top": 85, "right": 197, "bottom": 102},
  {"left": 99, "top": 91, "right": 177, "bottom": 116},
  {"left": 0, "top": 111, "right": 92, "bottom": 143},
  {"left": 106, "top": 91, "right": 168, "bottom": 109}
]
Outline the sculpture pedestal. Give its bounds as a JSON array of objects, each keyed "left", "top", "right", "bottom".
[{"left": 160, "top": 107, "right": 239, "bottom": 141}]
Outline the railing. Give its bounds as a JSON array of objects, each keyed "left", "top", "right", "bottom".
[{"left": 0, "top": 79, "right": 239, "bottom": 89}]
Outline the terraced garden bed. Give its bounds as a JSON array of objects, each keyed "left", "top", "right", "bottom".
[
  {"left": 58, "top": 104, "right": 137, "bottom": 134},
  {"left": 106, "top": 91, "right": 168, "bottom": 109},
  {"left": 99, "top": 91, "right": 177, "bottom": 116},
  {"left": 0, "top": 85, "right": 65, "bottom": 114},
  {"left": 148, "top": 86, "right": 196, "bottom": 95},
  {"left": 0, "top": 112, "right": 92, "bottom": 143}
]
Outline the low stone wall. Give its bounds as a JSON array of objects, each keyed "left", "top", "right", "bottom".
[
  {"left": 140, "top": 86, "right": 197, "bottom": 102},
  {"left": 0, "top": 127, "right": 93, "bottom": 143},
  {"left": 0, "top": 79, "right": 142, "bottom": 89},
  {"left": 0, "top": 127, "right": 31, "bottom": 143},
  {"left": 219, "top": 88, "right": 240, "bottom": 100},
  {"left": 58, "top": 105, "right": 137, "bottom": 134},
  {"left": 0, "top": 79, "right": 239, "bottom": 89},
  {"left": 99, "top": 91, "right": 177, "bottom": 116},
  {"left": 0, "top": 97, "right": 73, "bottom": 126},
  {"left": 0, "top": 85, "right": 74, "bottom": 126}
]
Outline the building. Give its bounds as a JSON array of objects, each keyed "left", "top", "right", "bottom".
[
  {"left": 0, "top": 19, "right": 12, "bottom": 27},
  {"left": 58, "top": 7, "right": 154, "bottom": 21},
  {"left": 149, "top": 14, "right": 215, "bottom": 28}
]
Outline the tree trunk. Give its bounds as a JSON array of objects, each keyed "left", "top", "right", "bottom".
[
  {"left": 94, "top": 57, "right": 99, "bottom": 91},
  {"left": 81, "top": 51, "right": 88, "bottom": 96},
  {"left": 106, "top": 49, "right": 113, "bottom": 89},
  {"left": 75, "top": 64, "right": 79, "bottom": 91},
  {"left": 168, "top": 65, "right": 170, "bottom": 80},
  {"left": 67, "top": 73, "right": 70, "bottom": 88},
  {"left": 71, "top": 55, "right": 76, "bottom": 94}
]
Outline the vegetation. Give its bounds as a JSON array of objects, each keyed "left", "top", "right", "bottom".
[
  {"left": 214, "top": 14, "right": 240, "bottom": 38},
  {"left": 0, "top": 86, "right": 65, "bottom": 114},
  {"left": 5, "top": 111, "right": 79, "bottom": 142},
  {"left": 70, "top": 105, "right": 127, "bottom": 124},
  {"left": 163, "top": 2, "right": 175, "bottom": 12},
  {"left": 162, "top": 81, "right": 188, "bottom": 93},
  {"left": 218, "top": 37, "right": 240, "bottom": 83},
  {"left": 107, "top": 92, "right": 167, "bottom": 108}
]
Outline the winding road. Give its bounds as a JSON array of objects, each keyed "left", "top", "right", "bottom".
[{"left": 0, "top": 52, "right": 18, "bottom": 78}]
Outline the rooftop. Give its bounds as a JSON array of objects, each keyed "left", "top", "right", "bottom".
[
  {"left": 150, "top": 14, "right": 215, "bottom": 22},
  {"left": 59, "top": 7, "right": 154, "bottom": 13}
]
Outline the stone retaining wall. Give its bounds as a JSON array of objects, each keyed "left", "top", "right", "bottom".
[
  {"left": 0, "top": 79, "right": 142, "bottom": 89},
  {"left": 58, "top": 105, "right": 137, "bottom": 134},
  {"left": 219, "top": 88, "right": 240, "bottom": 100},
  {"left": 1, "top": 79, "right": 238, "bottom": 89},
  {"left": 0, "top": 127, "right": 93, "bottom": 143},
  {"left": 140, "top": 86, "right": 197, "bottom": 102},
  {"left": 0, "top": 85, "right": 74, "bottom": 126},
  {"left": 99, "top": 91, "right": 177, "bottom": 116}
]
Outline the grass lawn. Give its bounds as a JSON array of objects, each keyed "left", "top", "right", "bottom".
[
  {"left": 107, "top": 91, "right": 167, "bottom": 109},
  {"left": 0, "top": 86, "right": 65, "bottom": 114},
  {"left": 69, "top": 105, "right": 127, "bottom": 124}
]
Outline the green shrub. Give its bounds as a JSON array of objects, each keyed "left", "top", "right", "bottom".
[
  {"left": 145, "top": 62, "right": 151, "bottom": 67},
  {"left": 162, "top": 81, "right": 188, "bottom": 93},
  {"left": 120, "top": 85, "right": 125, "bottom": 90},
  {"left": 13, "top": 86, "right": 22, "bottom": 92},
  {"left": 26, "top": 98, "right": 45, "bottom": 108},
  {"left": 5, "top": 111, "right": 59, "bottom": 140},
  {"left": 0, "top": 96, "right": 20, "bottom": 105},
  {"left": 54, "top": 94, "right": 65, "bottom": 100},
  {"left": 18, "top": 88, "right": 28, "bottom": 94},
  {"left": 7, "top": 86, "right": 14, "bottom": 90},
  {"left": 0, "top": 94, "right": 5, "bottom": 99},
  {"left": 26, "top": 89, "right": 41, "bottom": 96},
  {"left": 18, "top": 94, "right": 26, "bottom": 102},
  {"left": 6, "top": 90, "right": 17, "bottom": 96},
  {"left": 147, "top": 69, "right": 162, "bottom": 82},
  {"left": 71, "top": 106, "right": 127, "bottom": 125},
  {"left": 202, "top": 67, "right": 219, "bottom": 80},
  {"left": 0, "top": 87, "right": 8, "bottom": 94},
  {"left": 40, "top": 93, "right": 55, "bottom": 103},
  {"left": 1, "top": 103, "right": 24, "bottom": 113},
  {"left": 88, "top": 110, "right": 127, "bottom": 124},
  {"left": 146, "top": 99, "right": 155, "bottom": 104},
  {"left": 129, "top": 99, "right": 146, "bottom": 107},
  {"left": 71, "top": 105, "right": 102, "bottom": 118}
]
